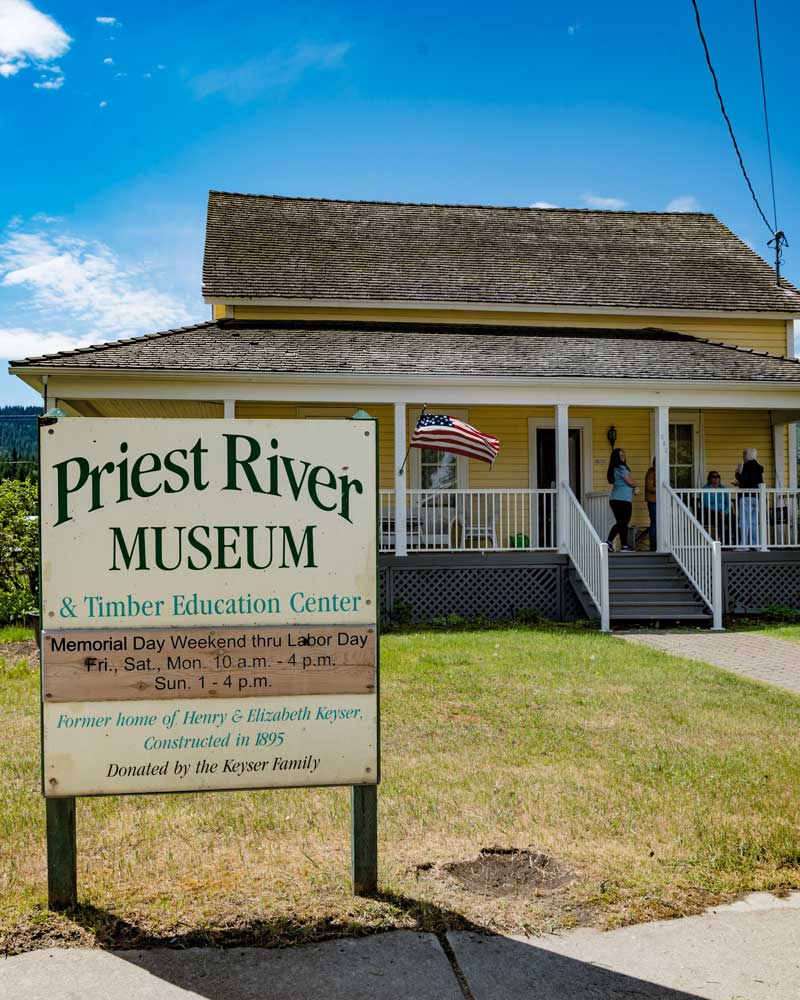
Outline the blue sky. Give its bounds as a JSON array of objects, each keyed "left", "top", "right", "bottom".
[{"left": 2, "top": 0, "right": 799, "bottom": 404}]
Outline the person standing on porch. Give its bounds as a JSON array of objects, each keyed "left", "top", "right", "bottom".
[
  {"left": 606, "top": 448, "right": 636, "bottom": 552},
  {"left": 644, "top": 458, "right": 657, "bottom": 551},
  {"left": 735, "top": 447, "right": 764, "bottom": 549}
]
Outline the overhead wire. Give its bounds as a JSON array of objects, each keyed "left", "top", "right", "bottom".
[
  {"left": 689, "top": 0, "right": 775, "bottom": 239},
  {"left": 752, "top": 0, "right": 778, "bottom": 234}
]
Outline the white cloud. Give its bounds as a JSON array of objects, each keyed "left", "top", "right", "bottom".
[
  {"left": 98, "top": 99, "right": 107, "bottom": 107},
  {"left": 142, "top": 71, "right": 151, "bottom": 78},
  {"left": 114, "top": 71, "right": 126, "bottom": 77},
  {"left": 0, "top": 327, "right": 96, "bottom": 359},
  {"left": 0, "top": 226, "right": 193, "bottom": 341},
  {"left": 582, "top": 193, "right": 629, "bottom": 210},
  {"left": 0, "top": 0, "right": 71, "bottom": 81},
  {"left": 666, "top": 194, "right": 701, "bottom": 212},
  {"left": 103, "top": 56, "right": 113, "bottom": 64},
  {"left": 95, "top": 16, "right": 117, "bottom": 25},
  {"left": 190, "top": 41, "right": 350, "bottom": 103},
  {"left": 530, "top": 201, "right": 559, "bottom": 209},
  {"left": 33, "top": 73, "right": 63, "bottom": 89},
  {"left": 157, "top": 64, "right": 165, "bottom": 70},
  {"left": 567, "top": 24, "right": 579, "bottom": 36}
]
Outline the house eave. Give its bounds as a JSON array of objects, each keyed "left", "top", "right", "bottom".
[
  {"left": 202, "top": 295, "right": 800, "bottom": 320},
  {"left": 10, "top": 365, "right": 800, "bottom": 394}
]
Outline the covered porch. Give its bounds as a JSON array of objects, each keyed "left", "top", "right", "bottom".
[{"left": 13, "top": 317, "right": 800, "bottom": 630}]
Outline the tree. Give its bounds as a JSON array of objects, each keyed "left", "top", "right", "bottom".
[{"left": 0, "top": 479, "right": 38, "bottom": 595}]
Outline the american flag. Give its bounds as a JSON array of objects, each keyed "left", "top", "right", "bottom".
[{"left": 410, "top": 413, "right": 500, "bottom": 466}]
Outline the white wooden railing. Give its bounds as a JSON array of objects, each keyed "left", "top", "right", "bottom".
[
  {"left": 379, "top": 489, "right": 557, "bottom": 553},
  {"left": 562, "top": 482, "right": 609, "bottom": 632},
  {"left": 675, "top": 486, "right": 800, "bottom": 550},
  {"left": 584, "top": 490, "right": 614, "bottom": 541},
  {"left": 666, "top": 485, "right": 723, "bottom": 630}
]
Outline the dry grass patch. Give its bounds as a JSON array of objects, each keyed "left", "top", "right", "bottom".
[{"left": 2, "top": 626, "right": 800, "bottom": 953}]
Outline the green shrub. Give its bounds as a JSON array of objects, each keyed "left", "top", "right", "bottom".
[
  {"left": 0, "top": 479, "right": 38, "bottom": 594},
  {"left": 0, "top": 590, "right": 36, "bottom": 625},
  {"left": 760, "top": 604, "right": 800, "bottom": 625}
]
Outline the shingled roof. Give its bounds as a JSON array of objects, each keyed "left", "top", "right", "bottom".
[
  {"left": 203, "top": 192, "right": 800, "bottom": 313},
  {"left": 11, "top": 321, "right": 800, "bottom": 382}
]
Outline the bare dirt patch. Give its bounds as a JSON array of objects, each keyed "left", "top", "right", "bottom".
[
  {"left": 442, "top": 847, "right": 576, "bottom": 898},
  {"left": 1, "top": 640, "right": 38, "bottom": 669}
]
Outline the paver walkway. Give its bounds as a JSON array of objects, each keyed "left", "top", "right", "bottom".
[{"left": 620, "top": 629, "right": 800, "bottom": 692}]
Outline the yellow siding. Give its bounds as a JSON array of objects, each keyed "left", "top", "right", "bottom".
[
  {"left": 235, "top": 401, "right": 395, "bottom": 489},
  {"left": 230, "top": 305, "right": 790, "bottom": 356},
  {"left": 703, "top": 410, "right": 774, "bottom": 486},
  {"left": 65, "top": 398, "right": 224, "bottom": 418}
]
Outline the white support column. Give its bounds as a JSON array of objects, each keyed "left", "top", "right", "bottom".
[
  {"left": 773, "top": 420, "right": 786, "bottom": 489},
  {"left": 223, "top": 399, "right": 236, "bottom": 419},
  {"left": 654, "top": 405, "right": 670, "bottom": 553},
  {"left": 555, "top": 403, "right": 569, "bottom": 551},
  {"left": 394, "top": 402, "right": 408, "bottom": 557},
  {"left": 787, "top": 321, "right": 798, "bottom": 490}
]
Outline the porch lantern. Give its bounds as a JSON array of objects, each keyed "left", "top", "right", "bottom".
[{"left": 607, "top": 425, "right": 618, "bottom": 447}]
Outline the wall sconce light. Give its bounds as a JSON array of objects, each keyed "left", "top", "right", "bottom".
[{"left": 607, "top": 425, "right": 618, "bottom": 448}]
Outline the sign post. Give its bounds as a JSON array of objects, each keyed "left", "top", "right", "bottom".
[{"left": 39, "top": 415, "right": 379, "bottom": 904}]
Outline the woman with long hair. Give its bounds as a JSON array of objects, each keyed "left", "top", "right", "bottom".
[{"left": 606, "top": 447, "right": 636, "bottom": 551}]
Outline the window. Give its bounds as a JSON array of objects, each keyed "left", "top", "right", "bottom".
[
  {"left": 419, "top": 450, "right": 458, "bottom": 490},
  {"left": 669, "top": 423, "right": 694, "bottom": 488},
  {"left": 411, "top": 408, "right": 467, "bottom": 489}
]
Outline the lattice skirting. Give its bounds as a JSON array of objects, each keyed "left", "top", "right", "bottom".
[
  {"left": 380, "top": 554, "right": 580, "bottom": 624},
  {"left": 381, "top": 551, "right": 800, "bottom": 624},
  {"left": 723, "top": 552, "right": 800, "bottom": 613}
]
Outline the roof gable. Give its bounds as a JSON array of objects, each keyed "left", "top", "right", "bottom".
[{"left": 203, "top": 192, "right": 800, "bottom": 314}]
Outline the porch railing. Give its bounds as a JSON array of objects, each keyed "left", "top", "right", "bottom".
[
  {"left": 584, "top": 490, "right": 614, "bottom": 542},
  {"left": 666, "top": 485, "right": 723, "bottom": 630},
  {"left": 562, "top": 482, "right": 609, "bottom": 631},
  {"left": 379, "top": 489, "right": 557, "bottom": 553},
  {"left": 674, "top": 486, "right": 800, "bottom": 550}
]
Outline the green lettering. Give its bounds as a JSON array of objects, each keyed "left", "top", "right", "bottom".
[
  {"left": 223, "top": 434, "right": 265, "bottom": 493},
  {"left": 307, "top": 465, "right": 338, "bottom": 512},
  {"left": 54, "top": 456, "right": 90, "bottom": 526},
  {"left": 110, "top": 526, "right": 149, "bottom": 570},
  {"left": 281, "top": 525, "right": 317, "bottom": 568}
]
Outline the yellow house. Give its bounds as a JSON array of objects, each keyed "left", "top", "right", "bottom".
[{"left": 10, "top": 193, "right": 800, "bottom": 629}]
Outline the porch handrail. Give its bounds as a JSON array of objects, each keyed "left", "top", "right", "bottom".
[
  {"left": 561, "top": 482, "right": 610, "bottom": 632},
  {"left": 665, "top": 485, "right": 723, "bottom": 630},
  {"left": 675, "top": 486, "right": 800, "bottom": 550}
]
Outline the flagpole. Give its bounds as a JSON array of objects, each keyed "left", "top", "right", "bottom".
[{"left": 398, "top": 404, "right": 427, "bottom": 475}]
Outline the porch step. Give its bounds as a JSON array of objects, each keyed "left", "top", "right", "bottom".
[{"left": 568, "top": 552, "right": 712, "bottom": 627}]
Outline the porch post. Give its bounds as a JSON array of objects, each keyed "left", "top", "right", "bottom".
[
  {"left": 773, "top": 421, "right": 786, "bottom": 489},
  {"left": 394, "top": 402, "right": 407, "bottom": 557},
  {"left": 555, "top": 403, "right": 569, "bottom": 551},
  {"left": 223, "top": 399, "right": 236, "bottom": 418},
  {"left": 654, "top": 405, "right": 670, "bottom": 552}
]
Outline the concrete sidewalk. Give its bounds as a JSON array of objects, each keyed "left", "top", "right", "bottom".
[{"left": 2, "top": 893, "right": 799, "bottom": 999}]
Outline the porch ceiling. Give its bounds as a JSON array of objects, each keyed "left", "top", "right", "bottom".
[{"left": 11, "top": 320, "right": 800, "bottom": 384}]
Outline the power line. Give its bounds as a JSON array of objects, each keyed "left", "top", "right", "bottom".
[
  {"left": 689, "top": 0, "right": 774, "bottom": 238},
  {"left": 752, "top": 0, "right": 778, "bottom": 234}
]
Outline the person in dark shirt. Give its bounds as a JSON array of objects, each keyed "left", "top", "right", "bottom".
[{"left": 734, "top": 448, "right": 764, "bottom": 549}]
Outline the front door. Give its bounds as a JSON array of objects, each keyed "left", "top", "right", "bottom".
[
  {"left": 535, "top": 428, "right": 582, "bottom": 495},
  {"left": 534, "top": 428, "right": 582, "bottom": 546}
]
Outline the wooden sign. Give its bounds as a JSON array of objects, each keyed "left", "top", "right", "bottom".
[
  {"left": 42, "top": 625, "right": 376, "bottom": 701},
  {"left": 39, "top": 417, "right": 378, "bottom": 799}
]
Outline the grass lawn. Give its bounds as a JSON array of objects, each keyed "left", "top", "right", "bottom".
[
  {"left": 745, "top": 624, "right": 800, "bottom": 643},
  {"left": 2, "top": 626, "right": 800, "bottom": 954}
]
